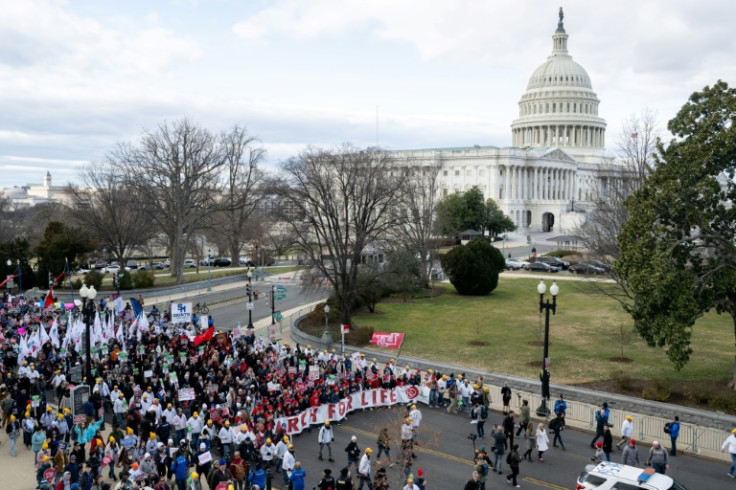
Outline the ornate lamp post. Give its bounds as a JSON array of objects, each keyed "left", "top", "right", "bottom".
[
  {"left": 246, "top": 269, "right": 253, "bottom": 328},
  {"left": 322, "top": 305, "right": 332, "bottom": 343},
  {"left": 536, "top": 279, "right": 559, "bottom": 417},
  {"left": 207, "top": 247, "right": 212, "bottom": 292},
  {"left": 79, "top": 283, "right": 97, "bottom": 386}
]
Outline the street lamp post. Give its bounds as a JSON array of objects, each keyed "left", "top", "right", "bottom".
[
  {"left": 322, "top": 305, "right": 332, "bottom": 343},
  {"left": 6, "top": 259, "right": 11, "bottom": 293},
  {"left": 79, "top": 283, "right": 97, "bottom": 386},
  {"left": 246, "top": 269, "right": 253, "bottom": 328},
  {"left": 536, "top": 279, "right": 559, "bottom": 417},
  {"left": 270, "top": 285, "right": 276, "bottom": 325},
  {"left": 207, "top": 248, "right": 212, "bottom": 292}
]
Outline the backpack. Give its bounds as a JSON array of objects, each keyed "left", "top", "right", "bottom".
[
  {"left": 664, "top": 422, "right": 672, "bottom": 434},
  {"left": 480, "top": 405, "right": 489, "bottom": 420},
  {"left": 231, "top": 461, "right": 246, "bottom": 480},
  {"left": 481, "top": 463, "right": 489, "bottom": 476},
  {"left": 506, "top": 452, "right": 512, "bottom": 465}
]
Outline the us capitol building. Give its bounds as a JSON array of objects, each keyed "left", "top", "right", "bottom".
[{"left": 397, "top": 9, "right": 628, "bottom": 233}]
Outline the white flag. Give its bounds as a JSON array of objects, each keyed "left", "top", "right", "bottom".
[
  {"left": 39, "top": 322, "right": 51, "bottom": 346},
  {"left": 17, "top": 335, "right": 29, "bottom": 365},
  {"left": 49, "top": 319, "right": 60, "bottom": 349},
  {"left": 137, "top": 313, "right": 150, "bottom": 332}
]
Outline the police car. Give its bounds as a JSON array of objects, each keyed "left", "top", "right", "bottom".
[{"left": 576, "top": 462, "right": 689, "bottom": 490}]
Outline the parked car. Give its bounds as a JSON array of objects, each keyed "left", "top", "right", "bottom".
[
  {"left": 527, "top": 261, "right": 559, "bottom": 273},
  {"left": 505, "top": 258, "right": 530, "bottom": 270},
  {"left": 214, "top": 257, "right": 232, "bottom": 267},
  {"left": 200, "top": 258, "right": 215, "bottom": 266},
  {"left": 152, "top": 261, "right": 165, "bottom": 270},
  {"left": 535, "top": 255, "right": 570, "bottom": 270},
  {"left": 239, "top": 257, "right": 254, "bottom": 267},
  {"left": 569, "top": 262, "right": 605, "bottom": 275},
  {"left": 183, "top": 259, "right": 198, "bottom": 269},
  {"left": 93, "top": 261, "right": 107, "bottom": 270},
  {"left": 125, "top": 259, "right": 138, "bottom": 270},
  {"left": 104, "top": 264, "right": 121, "bottom": 274},
  {"left": 589, "top": 260, "right": 612, "bottom": 273},
  {"left": 138, "top": 264, "right": 153, "bottom": 271},
  {"left": 75, "top": 266, "right": 91, "bottom": 275},
  {"left": 576, "top": 462, "right": 689, "bottom": 490}
]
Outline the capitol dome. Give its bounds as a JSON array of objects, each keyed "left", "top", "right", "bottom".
[{"left": 511, "top": 8, "right": 606, "bottom": 156}]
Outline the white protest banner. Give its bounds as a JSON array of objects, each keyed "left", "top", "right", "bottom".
[
  {"left": 308, "top": 365, "right": 319, "bottom": 381},
  {"left": 171, "top": 302, "right": 193, "bottom": 324},
  {"left": 275, "top": 386, "right": 421, "bottom": 435}
]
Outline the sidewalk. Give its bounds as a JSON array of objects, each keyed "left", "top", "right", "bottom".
[{"left": 0, "top": 436, "right": 44, "bottom": 490}]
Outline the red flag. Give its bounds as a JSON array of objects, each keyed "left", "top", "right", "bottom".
[
  {"left": 51, "top": 271, "right": 65, "bottom": 288},
  {"left": 193, "top": 326, "right": 214, "bottom": 346},
  {"left": 43, "top": 289, "right": 54, "bottom": 309},
  {"left": 369, "top": 332, "right": 405, "bottom": 349}
]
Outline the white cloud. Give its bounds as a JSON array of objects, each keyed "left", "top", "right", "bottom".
[{"left": 2, "top": 0, "right": 736, "bottom": 189}]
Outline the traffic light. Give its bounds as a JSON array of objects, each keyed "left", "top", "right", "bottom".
[
  {"left": 253, "top": 290, "right": 259, "bottom": 300},
  {"left": 246, "top": 284, "right": 250, "bottom": 295}
]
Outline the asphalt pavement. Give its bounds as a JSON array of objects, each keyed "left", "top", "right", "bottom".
[{"left": 286, "top": 405, "right": 730, "bottom": 489}]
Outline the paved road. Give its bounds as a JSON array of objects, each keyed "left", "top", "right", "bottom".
[
  {"left": 205, "top": 282, "right": 327, "bottom": 332},
  {"left": 286, "top": 404, "right": 728, "bottom": 489}
]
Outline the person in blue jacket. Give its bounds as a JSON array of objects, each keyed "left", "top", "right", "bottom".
[
  {"left": 249, "top": 462, "right": 267, "bottom": 489},
  {"left": 668, "top": 416, "right": 680, "bottom": 456},
  {"left": 171, "top": 452, "right": 189, "bottom": 490},
  {"left": 289, "top": 461, "right": 306, "bottom": 490}
]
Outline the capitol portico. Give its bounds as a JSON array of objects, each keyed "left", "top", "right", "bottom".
[{"left": 396, "top": 9, "right": 628, "bottom": 233}]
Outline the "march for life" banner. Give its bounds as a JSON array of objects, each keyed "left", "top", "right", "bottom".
[{"left": 275, "top": 386, "right": 423, "bottom": 435}]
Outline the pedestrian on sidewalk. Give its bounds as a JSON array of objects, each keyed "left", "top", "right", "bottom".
[
  {"left": 516, "top": 400, "right": 530, "bottom": 437},
  {"left": 646, "top": 441, "right": 669, "bottom": 474},
  {"left": 666, "top": 416, "right": 680, "bottom": 456},
  {"left": 535, "top": 423, "right": 549, "bottom": 462},
  {"left": 491, "top": 425, "right": 506, "bottom": 474},
  {"left": 506, "top": 444, "right": 521, "bottom": 488},
  {"left": 550, "top": 412, "right": 565, "bottom": 450},
  {"left": 318, "top": 420, "right": 334, "bottom": 462},
  {"left": 501, "top": 382, "right": 512, "bottom": 416},
  {"left": 6, "top": 414, "right": 20, "bottom": 457},
  {"left": 622, "top": 439, "right": 640, "bottom": 467},
  {"left": 603, "top": 425, "right": 613, "bottom": 462},
  {"left": 617, "top": 415, "right": 634, "bottom": 449},
  {"left": 376, "top": 427, "right": 393, "bottom": 467},
  {"left": 721, "top": 428, "right": 736, "bottom": 478},
  {"left": 522, "top": 422, "right": 535, "bottom": 462}
]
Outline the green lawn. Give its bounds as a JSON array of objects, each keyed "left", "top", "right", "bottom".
[{"left": 348, "top": 277, "right": 734, "bottom": 385}]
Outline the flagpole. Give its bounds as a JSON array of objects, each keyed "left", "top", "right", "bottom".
[
  {"left": 394, "top": 335, "right": 405, "bottom": 368},
  {"left": 66, "top": 258, "right": 76, "bottom": 306}
]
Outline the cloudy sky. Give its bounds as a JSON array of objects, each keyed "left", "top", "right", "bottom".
[{"left": 2, "top": 0, "right": 735, "bottom": 188}]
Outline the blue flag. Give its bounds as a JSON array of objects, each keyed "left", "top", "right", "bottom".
[{"left": 129, "top": 297, "right": 143, "bottom": 317}]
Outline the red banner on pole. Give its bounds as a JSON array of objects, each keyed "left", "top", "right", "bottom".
[{"left": 369, "top": 332, "right": 405, "bottom": 349}]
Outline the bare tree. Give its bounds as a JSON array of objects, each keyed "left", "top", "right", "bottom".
[
  {"left": 67, "top": 163, "right": 153, "bottom": 265},
  {"left": 209, "top": 126, "right": 265, "bottom": 266},
  {"left": 578, "top": 108, "right": 658, "bottom": 261},
  {"left": 110, "top": 119, "right": 226, "bottom": 283},
  {"left": 275, "top": 145, "right": 407, "bottom": 325},
  {"left": 390, "top": 157, "right": 442, "bottom": 285}
]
